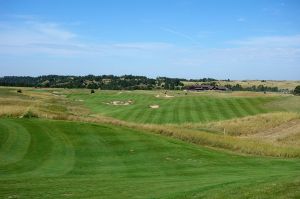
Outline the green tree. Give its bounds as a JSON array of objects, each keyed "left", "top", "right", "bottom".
[{"left": 294, "top": 85, "right": 300, "bottom": 95}]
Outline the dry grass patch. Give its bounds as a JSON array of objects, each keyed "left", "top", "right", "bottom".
[
  {"left": 186, "top": 112, "right": 300, "bottom": 136},
  {"left": 247, "top": 119, "right": 300, "bottom": 147},
  {"left": 0, "top": 87, "right": 91, "bottom": 120},
  {"left": 0, "top": 105, "right": 28, "bottom": 117}
]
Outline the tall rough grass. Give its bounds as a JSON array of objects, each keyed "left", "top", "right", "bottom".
[
  {"left": 184, "top": 112, "right": 300, "bottom": 136},
  {"left": 0, "top": 105, "right": 28, "bottom": 117}
]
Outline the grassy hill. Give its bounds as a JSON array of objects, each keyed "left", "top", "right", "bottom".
[{"left": 1, "top": 118, "right": 300, "bottom": 199}]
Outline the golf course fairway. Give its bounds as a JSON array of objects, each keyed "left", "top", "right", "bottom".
[{"left": 0, "top": 118, "right": 299, "bottom": 198}]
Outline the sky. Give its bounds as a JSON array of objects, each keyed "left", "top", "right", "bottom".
[{"left": 0, "top": 0, "right": 299, "bottom": 80}]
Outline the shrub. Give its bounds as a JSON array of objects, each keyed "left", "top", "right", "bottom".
[
  {"left": 23, "top": 111, "right": 38, "bottom": 118},
  {"left": 294, "top": 85, "right": 300, "bottom": 95}
]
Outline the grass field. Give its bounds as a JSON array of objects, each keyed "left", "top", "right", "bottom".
[
  {"left": 1, "top": 118, "right": 300, "bottom": 199},
  {"left": 1, "top": 87, "right": 300, "bottom": 198},
  {"left": 68, "top": 90, "right": 284, "bottom": 124}
]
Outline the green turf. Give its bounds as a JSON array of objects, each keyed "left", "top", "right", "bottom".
[
  {"left": 0, "top": 118, "right": 299, "bottom": 198},
  {"left": 68, "top": 91, "right": 279, "bottom": 124}
]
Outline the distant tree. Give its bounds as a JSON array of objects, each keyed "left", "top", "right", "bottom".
[{"left": 294, "top": 85, "right": 300, "bottom": 95}]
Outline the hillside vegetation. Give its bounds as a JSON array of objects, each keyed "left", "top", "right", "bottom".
[{"left": 183, "top": 80, "right": 300, "bottom": 91}]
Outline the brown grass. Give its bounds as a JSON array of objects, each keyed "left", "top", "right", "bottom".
[{"left": 186, "top": 112, "right": 300, "bottom": 136}]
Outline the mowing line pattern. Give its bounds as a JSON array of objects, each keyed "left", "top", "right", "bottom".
[
  {"left": 0, "top": 118, "right": 300, "bottom": 198},
  {"left": 69, "top": 91, "right": 279, "bottom": 124}
]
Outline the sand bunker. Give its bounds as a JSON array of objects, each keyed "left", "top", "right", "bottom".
[
  {"left": 155, "top": 94, "right": 174, "bottom": 98},
  {"left": 165, "top": 94, "right": 174, "bottom": 98},
  {"left": 149, "top": 105, "right": 160, "bottom": 109},
  {"left": 105, "top": 100, "right": 133, "bottom": 106}
]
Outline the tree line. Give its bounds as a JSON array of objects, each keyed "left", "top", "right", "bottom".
[
  {"left": 0, "top": 75, "right": 214, "bottom": 90},
  {"left": 223, "top": 84, "right": 280, "bottom": 92},
  {"left": 1, "top": 75, "right": 292, "bottom": 93}
]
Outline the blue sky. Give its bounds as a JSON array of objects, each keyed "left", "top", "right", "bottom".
[{"left": 0, "top": 0, "right": 299, "bottom": 79}]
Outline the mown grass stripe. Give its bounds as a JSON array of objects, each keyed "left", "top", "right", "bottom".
[
  {"left": 235, "top": 98, "right": 255, "bottom": 116},
  {"left": 214, "top": 98, "right": 232, "bottom": 120},
  {"left": 248, "top": 98, "right": 266, "bottom": 113},
  {"left": 155, "top": 99, "right": 171, "bottom": 124},
  {"left": 192, "top": 96, "right": 207, "bottom": 122},
  {"left": 242, "top": 98, "right": 259, "bottom": 115},
  {"left": 201, "top": 97, "right": 217, "bottom": 121},
  {"left": 224, "top": 98, "right": 244, "bottom": 118},
  {"left": 172, "top": 99, "right": 180, "bottom": 123},
  {"left": 182, "top": 97, "right": 193, "bottom": 123},
  {"left": 0, "top": 120, "right": 31, "bottom": 166},
  {"left": 0, "top": 120, "right": 53, "bottom": 175}
]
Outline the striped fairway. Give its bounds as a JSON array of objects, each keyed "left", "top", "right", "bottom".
[
  {"left": 1, "top": 118, "right": 300, "bottom": 198},
  {"left": 69, "top": 91, "right": 277, "bottom": 124}
]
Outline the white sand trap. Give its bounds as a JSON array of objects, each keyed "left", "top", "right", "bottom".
[
  {"left": 105, "top": 100, "right": 133, "bottom": 106},
  {"left": 155, "top": 94, "right": 174, "bottom": 98},
  {"left": 149, "top": 105, "right": 160, "bottom": 109},
  {"left": 165, "top": 94, "right": 174, "bottom": 98}
]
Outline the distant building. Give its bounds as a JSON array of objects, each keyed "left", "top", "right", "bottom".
[{"left": 187, "top": 85, "right": 229, "bottom": 91}]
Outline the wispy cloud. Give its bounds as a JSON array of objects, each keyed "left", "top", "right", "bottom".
[
  {"left": 0, "top": 15, "right": 299, "bottom": 79},
  {"left": 229, "top": 35, "right": 300, "bottom": 47},
  {"left": 27, "top": 21, "right": 77, "bottom": 40},
  {"left": 0, "top": 17, "right": 174, "bottom": 56},
  {"left": 161, "top": 27, "right": 195, "bottom": 41}
]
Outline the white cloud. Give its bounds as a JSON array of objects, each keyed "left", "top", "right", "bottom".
[
  {"left": 0, "top": 16, "right": 299, "bottom": 79},
  {"left": 0, "top": 17, "right": 177, "bottom": 56},
  {"left": 28, "top": 21, "right": 77, "bottom": 40},
  {"left": 230, "top": 35, "right": 300, "bottom": 47}
]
